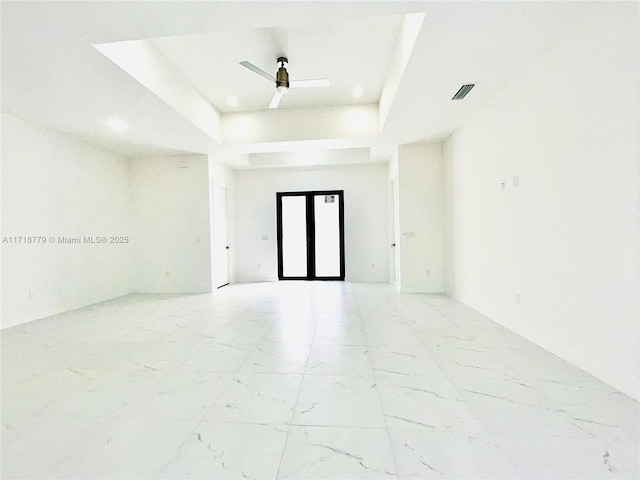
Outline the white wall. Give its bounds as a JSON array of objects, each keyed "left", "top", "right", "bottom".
[
  {"left": 95, "top": 40, "right": 221, "bottom": 142},
  {"left": 442, "top": 139, "right": 456, "bottom": 297},
  {"left": 1, "top": 114, "right": 133, "bottom": 328},
  {"left": 234, "top": 163, "right": 389, "bottom": 283},
  {"left": 222, "top": 104, "right": 378, "bottom": 145},
  {"left": 397, "top": 144, "right": 444, "bottom": 293},
  {"left": 443, "top": 5, "right": 639, "bottom": 398},
  {"left": 130, "top": 155, "right": 212, "bottom": 293}
]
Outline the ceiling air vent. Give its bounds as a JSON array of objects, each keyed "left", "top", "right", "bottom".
[{"left": 452, "top": 84, "right": 475, "bottom": 100}]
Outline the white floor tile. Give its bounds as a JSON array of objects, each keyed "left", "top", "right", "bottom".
[
  {"left": 451, "top": 377, "right": 587, "bottom": 436},
  {"left": 1, "top": 282, "right": 637, "bottom": 480},
  {"left": 177, "top": 342, "right": 254, "bottom": 372},
  {"left": 306, "top": 345, "right": 374, "bottom": 375},
  {"left": 261, "top": 320, "right": 318, "bottom": 345},
  {"left": 313, "top": 323, "right": 367, "bottom": 345},
  {"left": 278, "top": 426, "right": 397, "bottom": 479},
  {"left": 1, "top": 416, "right": 98, "bottom": 479},
  {"left": 36, "top": 367, "right": 162, "bottom": 419},
  {"left": 387, "top": 430, "right": 521, "bottom": 479},
  {"left": 377, "top": 372, "right": 488, "bottom": 433},
  {"left": 534, "top": 377, "right": 640, "bottom": 444},
  {"left": 241, "top": 344, "right": 311, "bottom": 374},
  {"left": 50, "top": 418, "right": 198, "bottom": 479},
  {"left": 293, "top": 375, "right": 385, "bottom": 428},
  {"left": 368, "top": 345, "right": 442, "bottom": 376},
  {"left": 204, "top": 373, "right": 302, "bottom": 424},
  {"left": 364, "top": 324, "right": 423, "bottom": 346},
  {"left": 159, "top": 421, "right": 289, "bottom": 479},
  {"left": 117, "top": 372, "right": 232, "bottom": 421},
  {"left": 492, "top": 433, "right": 640, "bottom": 479}
]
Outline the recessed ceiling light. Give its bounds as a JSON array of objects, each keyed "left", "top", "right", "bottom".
[
  {"left": 227, "top": 95, "right": 239, "bottom": 107},
  {"left": 106, "top": 117, "right": 129, "bottom": 132},
  {"left": 352, "top": 86, "right": 364, "bottom": 99}
]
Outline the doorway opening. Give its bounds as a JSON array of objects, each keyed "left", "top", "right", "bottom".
[{"left": 276, "top": 190, "right": 345, "bottom": 280}]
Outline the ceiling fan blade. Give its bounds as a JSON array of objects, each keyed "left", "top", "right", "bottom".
[
  {"left": 269, "top": 91, "right": 283, "bottom": 109},
  {"left": 290, "top": 78, "right": 331, "bottom": 88},
  {"left": 239, "top": 61, "right": 275, "bottom": 82}
]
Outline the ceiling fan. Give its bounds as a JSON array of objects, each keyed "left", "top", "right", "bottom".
[{"left": 240, "top": 57, "right": 331, "bottom": 109}]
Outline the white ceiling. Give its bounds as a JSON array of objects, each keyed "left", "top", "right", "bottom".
[
  {"left": 1, "top": 1, "right": 601, "bottom": 168},
  {"left": 149, "top": 15, "right": 404, "bottom": 112}
]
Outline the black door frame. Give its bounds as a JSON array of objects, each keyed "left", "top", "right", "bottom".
[{"left": 276, "top": 190, "right": 345, "bottom": 281}]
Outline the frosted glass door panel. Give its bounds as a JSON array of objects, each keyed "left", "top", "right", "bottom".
[
  {"left": 281, "top": 196, "right": 308, "bottom": 277},
  {"left": 314, "top": 194, "right": 341, "bottom": 277}
]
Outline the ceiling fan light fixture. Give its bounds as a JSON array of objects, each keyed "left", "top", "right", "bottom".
[
  {"left": 269, "top": 91, "right": 283, "bottom": 109},
  {"left": 239, "top": 55, "right": 329, "bottom": 109},
  {"left": 276, "top": 57, "right": 290, "bottom": 93}
]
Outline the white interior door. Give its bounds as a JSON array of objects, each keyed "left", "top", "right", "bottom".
[
  {"left": 213, "top": 183, "right": 229, "bottom": 288},
  {"left": 390, "top": 180, "right": 397, "bottom": 285}
]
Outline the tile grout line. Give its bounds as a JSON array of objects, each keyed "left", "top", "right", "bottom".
[
  {"left": 411, "top": 309, "right": 528, "bottom": 478},
  {"left": 274, "top": 288, "right": 322, "bottom": 479},
  {"left": 356, "top": 288, "right": 402, "bottom": 480}
]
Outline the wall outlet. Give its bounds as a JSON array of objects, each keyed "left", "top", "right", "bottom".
[
  {"left": 261, "top": 235, "right": 268, "bottom": 240},
  {"left": 166, "top": 271, "right": 171, "bottom": 278},
  {"left": 500, "top": 180, "right": 506, "bottom": 191},
  {"left": 515, "top": 293, "right": 521, "bottom": 305},
  {"left": 513, "top": 176, "right": 520, "bottom": 187},
  {"left": 426, "top": 269, "right": 431, "bottom": 277},
  {"left": 28, "top": 289, "right": 36, "bottom": 299},
  {"left": 257, "top": 264, "right": 261, "bottom": 270}
]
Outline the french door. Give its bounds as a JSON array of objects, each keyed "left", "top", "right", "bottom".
[{"left": 276, "top": 190, "right": 345, "bottom": 281}]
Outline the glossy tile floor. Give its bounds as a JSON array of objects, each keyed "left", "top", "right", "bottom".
[{"left": 1, "top": 282, "right": 638, "bottom": 479}]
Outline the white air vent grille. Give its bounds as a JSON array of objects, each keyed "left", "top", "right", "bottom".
[{"left": 452, "top": 84, "right": 475, "bottom": 100}]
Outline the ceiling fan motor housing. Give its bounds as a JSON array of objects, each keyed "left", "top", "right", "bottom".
[{"left": 276, "top": 57, "right": 290, "bottom": 92}]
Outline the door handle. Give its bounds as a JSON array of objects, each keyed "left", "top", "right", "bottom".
[{"left": 391, "top": 243, "right": 396, "bottom": 247}]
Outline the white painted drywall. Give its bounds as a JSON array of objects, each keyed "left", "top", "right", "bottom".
[
  {"left": 442, "top": 139, "right": 456, "bottom": 297},
  {"left": 95, "top": 40, "right": 221, "bottom": 142},
  {"left": 379, "top": 12, "right": 426, "bottom": 129},
  {"left": 234, "top": 162, "right": 389, "bottom": 283},
  {"left": 397, "top": 144, "right": 444, "bottom": 293},
  {"left": 443, "top": 5, "right": 639, "bottom": 398},
  {"left": 222, "top": 104, "right": 378, "bottom": 145},
  {"left": 130, "top": 155, "right": 212, "bottom": 293},
  {"left": 1, "top": 114, "right": 133, "bottom": 328}
]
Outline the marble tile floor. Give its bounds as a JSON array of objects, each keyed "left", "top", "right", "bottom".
[{"left": 1, "top": 281, "right": 638, "bottom": 479}]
